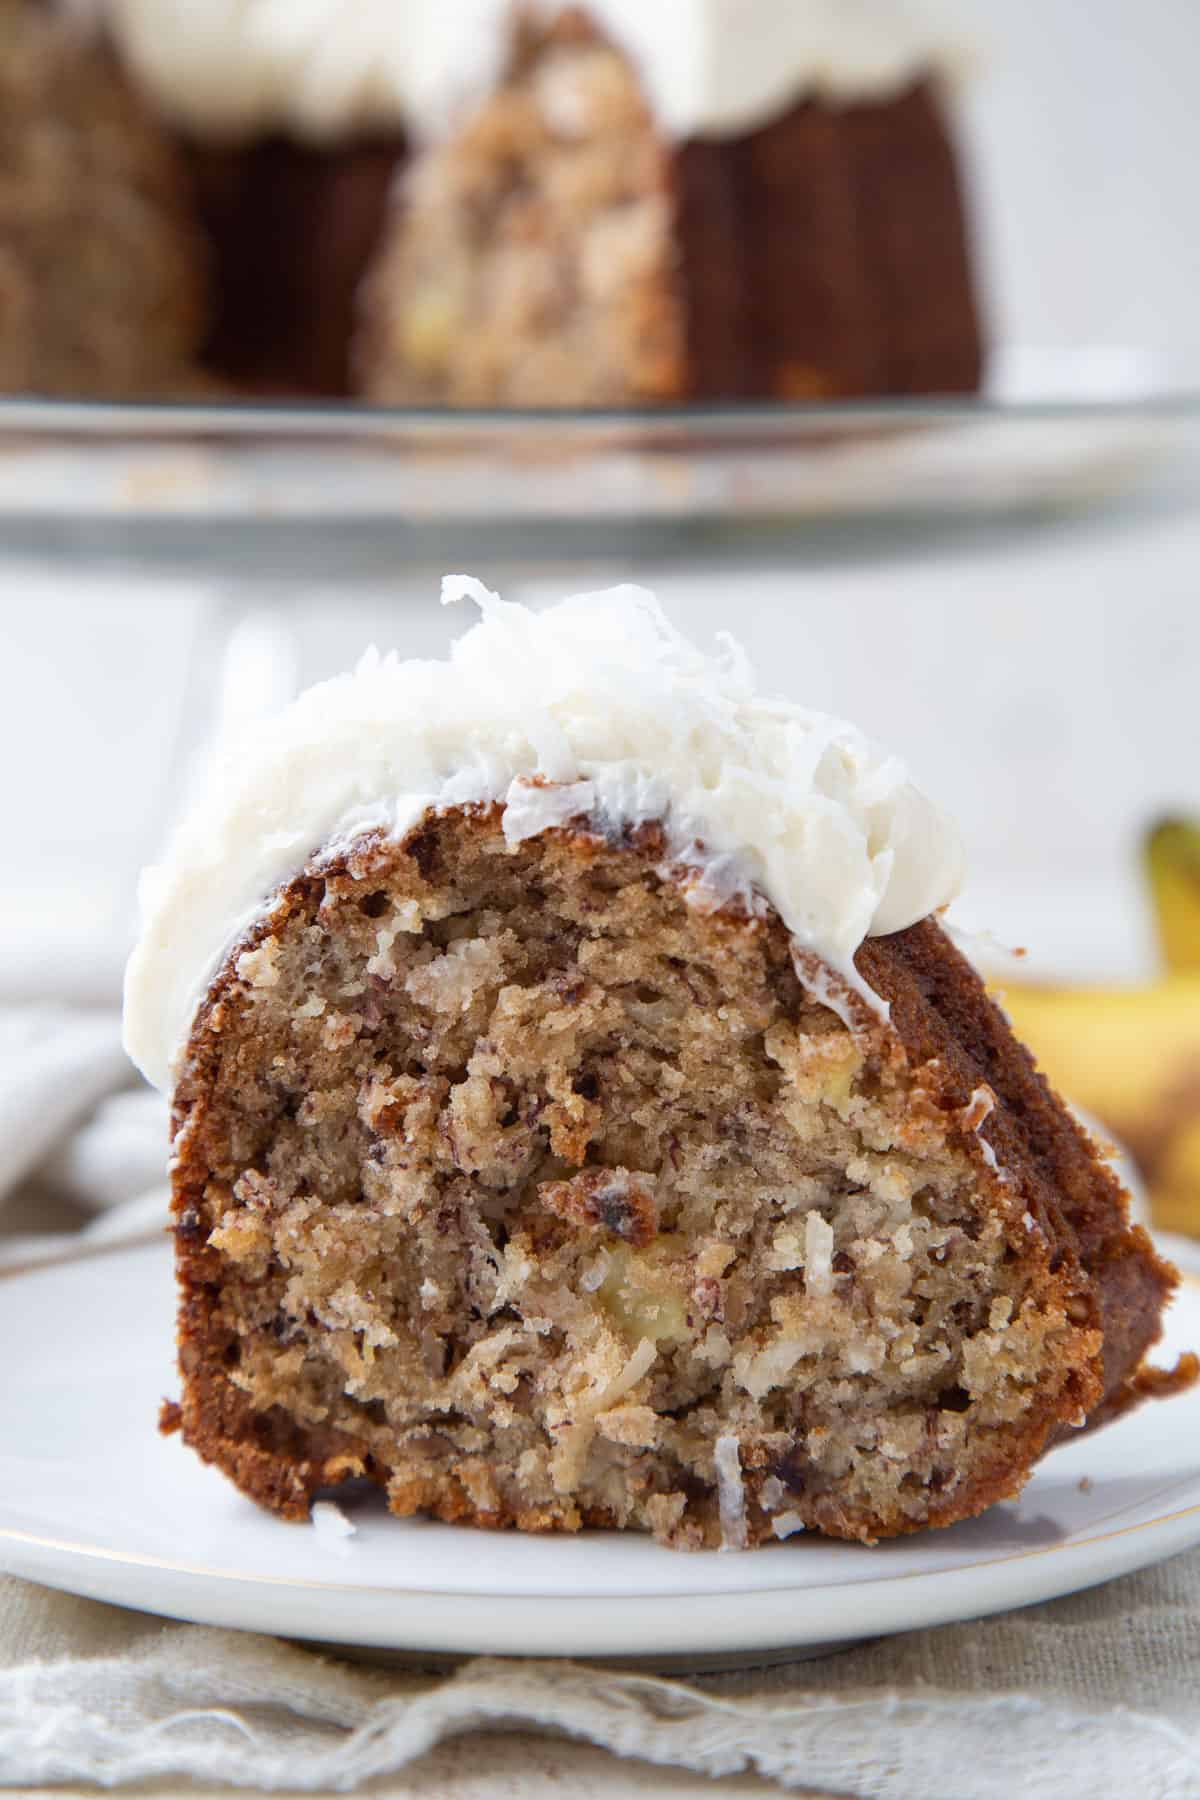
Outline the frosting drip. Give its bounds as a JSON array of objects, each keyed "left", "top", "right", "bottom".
[
  {"left": 104, "top": 0, "right": 966, "bottom": 145},
  {"left": 123, "top": 578, "right": 965, "bottom": 1092}
]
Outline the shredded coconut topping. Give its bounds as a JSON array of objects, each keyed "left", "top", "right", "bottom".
[{"left": 123, "top": 579, "right": 964, "bottom": 1093}]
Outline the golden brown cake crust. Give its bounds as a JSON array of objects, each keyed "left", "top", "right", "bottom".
[
  {"left": 855, "top": 923, "right": 1187, "bottom": 1421},
  {"left": 161, "top": 810, "right": 1191, "bottom": 1546}
]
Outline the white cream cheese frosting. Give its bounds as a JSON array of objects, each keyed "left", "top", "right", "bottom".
[
  {"left": 123, "top": 579, "right": 964, "bottom": 1093},
  {"left": 103, "top": 0, "right": 495, "bottom": 145},
  {"left": 104, "top": 0, "right": 964, "bottom": 146}
]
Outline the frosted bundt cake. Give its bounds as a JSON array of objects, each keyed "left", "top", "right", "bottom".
[
  {"left": 88, "top": 0, "right": 982, "bottom": 405},
  {"left": 0, "top": 0, "right": 206, "bottom": 398},
  {"left": 124, "top": 583, "right": 1189, "bottom": 1549}
]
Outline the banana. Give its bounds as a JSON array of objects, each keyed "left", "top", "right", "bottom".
[
  {"left": 1002, "top": 978, "right": 1200, "bottom": 1236},
  {"left": 1146, "top": 817, "right": 1200, "bottom": 975},
  {"left": 996, "top": 816, "right": 1200, "bottom": 1236},
  {"left": 1152, "top": 1118, "right": 1200, "bottom": 1237}
]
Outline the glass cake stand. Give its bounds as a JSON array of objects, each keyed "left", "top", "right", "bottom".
[{"left": 0, "top": 347, "right": 1196, "bottom": 537}]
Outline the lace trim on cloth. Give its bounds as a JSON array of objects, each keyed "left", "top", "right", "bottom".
[{"left": 3, "top": 1596, "right": 1200, "bottom": 1796}]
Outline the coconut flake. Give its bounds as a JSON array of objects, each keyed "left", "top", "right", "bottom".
[
  {"left": 311, "top": 1500, "right": 356, "bottom": 1557},
  {"left": 804, "top": 1211, "right": 835, "bottom": 1297},
  {"left": 736, "top": 1338, "right": 806, "bottom": 1402},
  {"left": 603, "top": 1337, "right": 658, "bottom": 1408},
  {"left": 961, "top": 1085, "right": 995, "bottom": 1132},
  {"left": 978, "top": 1137, "right": 1003, "bottom": 1177},
  {"left": 962, "top": 1085, "right": 1010, "bottom": 1184},
  {"left": 580, "top": 1250, "right": 611, "bottom": 1293},
  {"left": 714, "top": 1434, "right": 748, "bottom": 1552}
]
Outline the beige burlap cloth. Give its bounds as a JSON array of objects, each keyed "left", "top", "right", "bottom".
[{"left": 3, "top": 1551, "right": 1200, "bottom": 1798}]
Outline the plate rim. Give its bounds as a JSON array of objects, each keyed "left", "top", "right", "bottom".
[
  {"left": 1, "top": 1248, "right": 1197, "bottom": 1654},
  {"left": 5, "top": 1500, "right": 1200, "bottom": 1656},
  {"left": 2, "top": 1476, "right": 1199, "bottom": 1602}
]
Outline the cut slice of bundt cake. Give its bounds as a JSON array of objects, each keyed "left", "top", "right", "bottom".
[{"left": 125, "top": 582, "right": 1191, "bottom": 1549}]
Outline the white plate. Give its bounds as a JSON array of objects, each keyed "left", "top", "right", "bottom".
[{"left": 1, "top": 1241, "right": 1197, "bottom": 1661}]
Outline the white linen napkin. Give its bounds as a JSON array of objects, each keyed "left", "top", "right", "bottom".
[
  {"left": 0, "top": 1007, "right": 167, "bottom": 1267},
  {"left": 0, "top": 1008, "right": 131, "bottom": 1201}
]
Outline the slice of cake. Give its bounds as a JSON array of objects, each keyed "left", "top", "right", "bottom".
[
  {"left": 356, "top": 5, "right": 984, "bottom": 406},
  {"left": 125, "top": 581, "right": 1192, "bottom": 1549},
  {"left": 0, "top": 0, "right": 206, "bottom": 398}
]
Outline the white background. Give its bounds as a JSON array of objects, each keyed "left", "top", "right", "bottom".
[{"left": 962, "top": 0, "right": 1200, "bottom": 372}]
